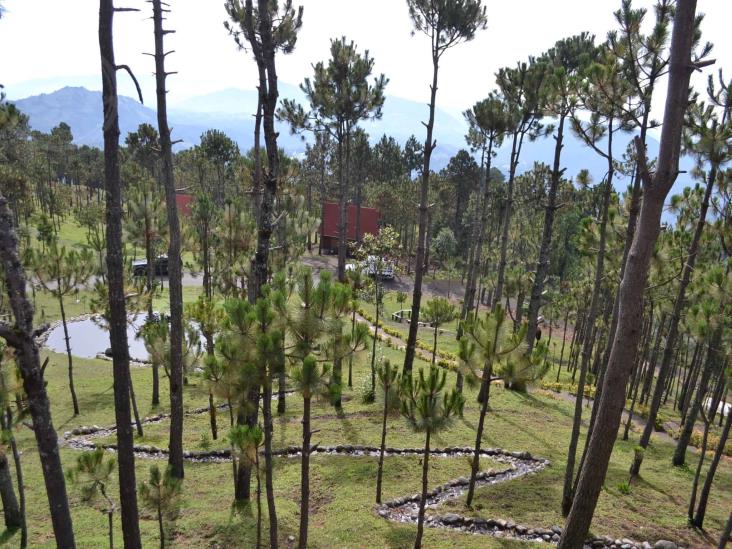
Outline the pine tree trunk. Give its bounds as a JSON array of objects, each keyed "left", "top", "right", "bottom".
[
  {"left": 526, "top": 113, "right": 566, "bottom": 349},
  {"left": 558, "top": 2, "right": 697, "bottom": 543},
  {"left": 636, "top": 164, "right": 717, "bottom": 473},
  {"left": 467, "top": 360, "right": 493, "bottom": 506},
  {"left": 403, "top": 50, "right": 439, "bottom": 377},
  {"left": 157, "top": 502, "right": 164, "bottom": 549},
  {"left": 414, "top": 428, "right": 431, "bottom": 549},
  {"left": 0, "top": 196, "right": 75, "bottom": 547},
  {"left": 376, "top": 384, "right": 389, "bottom": 504},
  {"left": 152, "top": 0, "right": 184, "bottom": 481},
  {"left": 128, "top": 368, "right": 143, "bottom": 437},
  {"left": 694, "top": 408, "right": 732, "bottom": 528},
  {"left": 673, "top": 328, "right": 720, "bottom": 466},
  {"left": 371, "top": 283, "right": 380, "bottom": 392},
  {"left": 556, "top": 308, "right": 570, "bottom": 383},
  {"left": 493, "top": 128, "right": 524, "bottom": 309},
  {"left": 208, "top": 391, "right": 217, "bottom": 440},
  {"left": 277, "top": 335, "right": 287, "bottom": 415},
  {"left": 99, "top": 2, "right": 142, "bottom": 544},
  {"left": 299, "top": 395, "right": 311, "bottom": 549},
  {"left": 58, "top": 294, "right": 79, "bottom": 415},
  {"left": 719, "top": 510, "right": 732, "bottom": 549},
  {"left": 562, "top": 163, "right": 613, "bottom": 516},
  {"left": 262, "top": 378, "right": 278, "bottom": 549},
  {"left": 688, "top": 411, "right": 711, "bottom": 521},
  {"left": 6, "top": 408, "right": 26, "bottom": 547},
  {"left": 337, "top": 136, "right": 348, "bottom": 282},
  {"left": 0, "top": 453, "right": 21, "bottom": 530},
  {"left": 255, "top": 451, "right": 262, "bottom": 549}
]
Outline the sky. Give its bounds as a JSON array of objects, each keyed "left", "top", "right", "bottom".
[{"left": 0, "top": 0, "right": 730, "bottom": 119}]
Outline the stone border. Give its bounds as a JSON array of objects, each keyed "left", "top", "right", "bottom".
[{"left": 61, "top": 406, "right": 682, "bottom": 549}]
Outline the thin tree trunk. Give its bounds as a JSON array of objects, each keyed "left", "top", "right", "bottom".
[
  {"left": 371, "top": 282, "right": 380, "bottom": 392},
  {"left": 375, "top": 384, "right": 389, "bottom": 504},
  {"left": 674, "top": 329, "right": 720, "bottom": 466},
  {"left": 414, "top": 428, "right": 431, "bottom": 549},
  {"left": 467, "top": 360, "right": 493, "bottom": 506},
  {"left": 694, "top": 407, "right": 732, "bottom": 528},
  {"left": 719, "top": 510, "right": 732, "bottom": 549},
  {"left": 556, "top": 308, "right": 570, "bottom": 383},
  {"left": 299, "top": 395, "right": 311, "bottom": 549},
  {"left": 0, "top": 196, "right": 75, "bottom": 547},
  {"left": 58, "top": 294, "right": 79, "bottom": 415},
  {"left": 404, "top": 48, "right": 439, "bottom": 377},
  {"left": 688, "top": 410, "right": 711, "bottom": 521},
  {"left": 0, "top": 453, "right": 21, "bottom": 530},
  {"left": 208, "top": 391, "right": 217, "bottom": 440},
  {"left": 348, "top": 308, "right": 356, "bottom": 388},
  {"left": 6, "top": 408, "right": 26, "bottom": 547},
  {"left": 526, "top": 113, "right": 566, "bottom": 350},
  {"left": 635, "top": 163, "right": 717, "bottom": 474},
  {"left": 128, "top": 368, "right": 143, "bottom": 437},
  {"left": 157, "top": 502, "right": 164, "bottom": 549},
  {"left": 558, "top": 2, "right": 697, "bottom": 542},
  {"left": 99, "top": 2, "right": 142, "bottom": 544},
  {"left": 152, "top": 0, "right": 184, "bottom": 481},
  {"left": 262, "top": 373, "right": 278, "bottom": 548},
  {"left": 255, "top": 450, "right": 262, "bottom": 549},
  {"left": 562, "top": 163, "right": 613, "bottom": 516}
]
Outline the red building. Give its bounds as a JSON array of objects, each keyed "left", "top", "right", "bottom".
[
  {"left": 175, "top": 193, "right": 194, "bottom": 216},
  {"left": 320, "top": 202, "right": 380, "bottom": 254}
]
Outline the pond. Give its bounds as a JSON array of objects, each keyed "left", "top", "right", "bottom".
[{"left": 45, "top": 313, "right": 156, "bottom": 361}]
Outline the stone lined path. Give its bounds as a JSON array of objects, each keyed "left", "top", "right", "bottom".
[{"left": 62, "top": 407, "right": 667, "bottom": 549}]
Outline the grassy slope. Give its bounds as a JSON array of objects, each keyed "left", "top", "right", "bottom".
[{"left": 5, "top": 218, "right": 730, "bottom": 548}]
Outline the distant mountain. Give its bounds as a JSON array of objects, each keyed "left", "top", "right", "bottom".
[{"left": 11, "top": 85, "right": 693, "bottom": 202}]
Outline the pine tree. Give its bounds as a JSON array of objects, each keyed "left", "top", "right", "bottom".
[
  {"left": 66, "top": 447, "right": 116, "bottom": 549},
  {"left": 399, "top": 365, "right": 463, "bottom": 548},
  {"left": 402, "top": 0, "right": 486, "bottom": 377},
  {"left": 138, "top": 465, "right": 183, "bottom": 549}
]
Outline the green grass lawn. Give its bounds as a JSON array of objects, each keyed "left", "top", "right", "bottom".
[
  {"left": 7, "top": 241, "right": 730, "bottom": 547},
  {"left": 4, "top": 317, "right": 729, "bottom": 547}
]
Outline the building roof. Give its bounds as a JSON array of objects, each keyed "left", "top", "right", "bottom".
[{"left": 320, "top": 202, "right": 380, "bottom": 240}]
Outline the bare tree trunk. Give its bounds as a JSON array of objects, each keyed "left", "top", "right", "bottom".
[
  {"left": 694, "top": 407, "right": 732, "bottom": 528},
  {"left": 0, "top": 453, "right": 21, "bottom": 530},
  {"left": 558, "top": 2, "right": 697, "bottom": 543},
  {"left": 262, "top": 372, "right": 278, "bottom": 549},
  {"left": 414, "top": 428, "right": 431, "bottom": 549},
  {"left": 467, "top": 360, "right": 493, "bottom": 506},
  {"left": 375, "top": 383, "right": 389, "bottom": 503},
  {"left": 298, "top": 395, "right": 311, "bottom": 549},
  {"left": 404, "top": 49, "right": 439, "bottom": 377},
  {"left": 562, "top": 163, "right": 613, "bottom": 516},
  {"left": 526, "top": 113, "right": 566, "bottom": 349},
  {"left": 634, "top": 162, "right": 717, "bottom": 474},
  {"left": 673, "top": 329, "right": 720, "bottom": 466},
  {"left": 58, "top": 293, "right": 79, "bottom": 415},
  {"left": 337, "top": 136, "right": 349, "bottom": 282},
  {"left": 719, "top": 510, "right": 732, "bottom": 549},
  {"left": 152, "top": 0, "right": 185, "bottom": 481},
  {"left": 99, "top": 2, "right": 142, "bottom": 545},
  {"left": 0, "top": 197, "right": 74, "bottom": 547}
]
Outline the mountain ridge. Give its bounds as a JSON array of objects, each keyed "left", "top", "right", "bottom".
[{"left": 11, "top": 85, "right": 693, "bottom": 202}]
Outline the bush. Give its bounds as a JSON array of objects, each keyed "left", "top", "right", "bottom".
[
  {"left": 617, "top": 481, "right": 631, "bottom": 495},
  {"left": 359, "top": 376, "right": 375, "bottom": 404}
]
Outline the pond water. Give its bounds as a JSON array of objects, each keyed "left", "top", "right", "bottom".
[{"left": 45, "top": 313, "right": 153, "bottom": 360}]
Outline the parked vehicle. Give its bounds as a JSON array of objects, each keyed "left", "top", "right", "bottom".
[
  {"left": 132, "top": 255, "right": 169, "bottom": 277},
  {"left": 346, "top": 256, "right": 394, "bottom": 280}
]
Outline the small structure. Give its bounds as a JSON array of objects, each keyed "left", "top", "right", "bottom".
[
  {"left": 319, "top": 202, "right": 380, "bottom": 254},
  {"left": 175, "top": 193, "right": 194, "bottom": 216}
]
